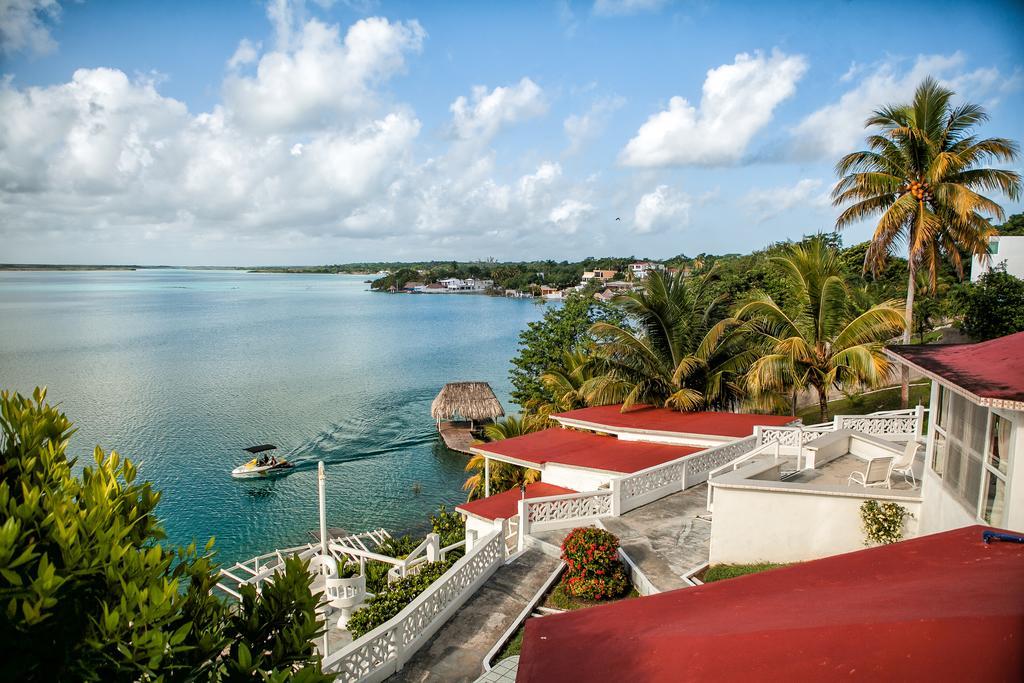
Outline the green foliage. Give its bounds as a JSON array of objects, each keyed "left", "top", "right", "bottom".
[
  {"left": 376, "top": 534, "right": 421, "bottom": 559},
  {"left": 995, "top": 212, "right": 1024, "bottom": 237},
  {"left": 588, "top": 268, "right": 748, "bottom": 412},
  {"left": 737, "top": 239, "right": 906, "bottom": 421},
  {"left": 345, "top": 559, "right": 455, "bottom": 639},
  {"left": 559, "top": 528, "right": 628, "bottom": 601},
  {"left": 509, "top": 294, "right": 625, "bottom": 407},
  {"left": 0, "top": 388, "right": 332, "bottom": 681},
  {"left": 370, "top": 267, "right": 420, "bottom": 291},
  {"left": 951, "top": 266, "right": 1024, "bottom": 341},
  {"left": 430, "top": 505, "right": 466, "bottom": 549},
  {"left": 702, "top": 562, "right": 789, "bottom": 583},
  {"left": 860, "top": 499, "right": 911, "bottom": 545},
  {"left": 362, "top": 561, "right": 393, "bottom": 595}
]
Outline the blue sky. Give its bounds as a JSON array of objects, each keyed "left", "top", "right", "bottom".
[{"left": 2, "top": 0, "right": 1022, "bottom": 265}]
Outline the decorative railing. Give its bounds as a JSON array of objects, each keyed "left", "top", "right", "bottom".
[
  {"left": 835, "top": 408, "right": 923, "bottom": 439},
  {"left": 682, "top": 435, "right": 760, "bottom": 488},
  {"left": 322, "top": 528, "right": 505, "bottom": 681},
  {"left": 502, "top": 516, "right": 520, "bottom": 557},
  {"left": 520, "top": 490, "right": 614, "bottom": 534},
  {"left": 618, "top": 457, "right": 688, "bottom": 514}
]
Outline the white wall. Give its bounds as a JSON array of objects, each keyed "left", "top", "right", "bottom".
[
  {"left": 541, "top": 463, "right": 614, "bottom": 491},
  {"left": 462, "top": 514, "right": 500, "bottom": 550},
  {"left": 709, "top": 484, "right": 921, "bottom": 565},
  {"left": 971, "top": 236, "right": 1024, "bottom": 281}
]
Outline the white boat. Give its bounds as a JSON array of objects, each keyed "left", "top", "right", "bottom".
[{"left": 231, "top": 444, "right": 295, "bottom": 479}]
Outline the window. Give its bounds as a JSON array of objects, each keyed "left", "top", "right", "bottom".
[
  {"left": 935, "top": 392, "right": 994, "bottom": 515},
  {"left": 988, "top": 239, "right": 1000, "bottom": 255},
  {"left": 982, "top": 414, "right": 1012, "bottom": 526}
]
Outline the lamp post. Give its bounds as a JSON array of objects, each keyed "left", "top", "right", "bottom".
[{"left": 318, "top": 461, "right": 328, "bottom": 556}]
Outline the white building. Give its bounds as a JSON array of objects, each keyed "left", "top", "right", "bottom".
[
  {"left": 628, "top": 261, "right": 665, "bottom": 280},
  {"left": 971, "top": 235, "right": 1024, "bottom": 281}
]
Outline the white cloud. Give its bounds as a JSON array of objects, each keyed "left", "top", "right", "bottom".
[
  {"left": 228, "top": 39, "right": 260, "bottom": 69},
  {"left": 633, "top": 185, "right": 690, "bottom": 234},
  {"left": 791, "top": 52, "right": 1020, "bottom": 160},
  {"left": 223, "top": 14, "right": 425, "bottom": 133},
  {"left": 548, "top": 199, "right": 594, "bottom": 234},
  {"left": 563, "top": 95, "right": 625, "bottom": 155},
  {"left": 742, "top": 178, "right": 830, "bottom": 223},
  {"left": 1, "top": 0, "right": 61, "bottom": 56},
  {"left": 620, "top": 50, "right": 807, "bottom": 167},
  {"left": 450, "top": 77, "right": 547, "bottom": 142},
  {"left": 592, "top": 0, "right": 667, "bottom": 16}
]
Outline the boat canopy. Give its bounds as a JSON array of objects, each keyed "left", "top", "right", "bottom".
[{"left": 244, "top": 444, "right": 277, "bottom": 454}]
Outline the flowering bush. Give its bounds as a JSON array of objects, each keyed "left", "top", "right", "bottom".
[
  {"left": 860, "top": 499, "right": 911, "bottom": 545},
  {"left": 559, "top": 527, "right": 628, "bottom": 600}
]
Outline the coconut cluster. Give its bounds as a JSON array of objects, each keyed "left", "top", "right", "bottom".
[{"left": 904, "top": 179, "right": 933, "bottom": 203}]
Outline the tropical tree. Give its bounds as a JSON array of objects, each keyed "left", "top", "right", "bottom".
[
  {"left": 540, "top": 347, "right": 602, "bottom": 412},
  {"left": 0, "top": 388, "right": 331, "bottom": 681},
  {"left": 586, "top": 269, "right": 749, "bottom": 411},
  {"left": 736, "top": 240, "right": 906, "bottom": 422},
  {"left": 462, "top": 415, "right": 543, "bottom": 500},
  {"left": 833, "top": 76, "right": 1021, "bottom": 405}
]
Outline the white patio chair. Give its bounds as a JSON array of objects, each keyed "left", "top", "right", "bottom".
[
  {"left": 891, "top": 441, "right": 919, "bottom": 488},
  {"left": 848, "top": 455, "right": 894, "bottom": 489}
]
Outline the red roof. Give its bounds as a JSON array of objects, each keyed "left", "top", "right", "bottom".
[
  {"left": 887, "top": 332, "right": 1024, "bottom": 407},
  {"left": 456, "top": 482, "right": 576, "bottom": 521},
  {"left": 517, "top": 526, "right": 1024, "bottom": 682},
  {"left": 552, "top": 405, "right": 795, "bottom": 438},
  {"left": 472, "top": 428, "right": 700, "bottom": 474}
]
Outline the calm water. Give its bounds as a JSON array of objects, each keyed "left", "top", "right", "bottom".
[{"left": 0, "top": 270, "right": 544, "bottom": 564}]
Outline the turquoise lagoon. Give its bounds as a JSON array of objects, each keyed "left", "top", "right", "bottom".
[{"left": 0, "top": 270, "right": 544, "bottom": 564}]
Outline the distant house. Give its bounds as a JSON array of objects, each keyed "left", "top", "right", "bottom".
[
  {"left": 629, "top": 261, "right": 665, "bottom": 280},
  {"left": 971, "top": 235, "right": 1024, "bottom": 281},
  {"left": 401, "top": 281, "right": 425, "bottom": 292},
  {"left": 420, "top": 282, "right": 448, "bottom": 293},
  {"left": 540, "top": 286, "right": 564, "bottom": 300},
  {"left": 581, "top": 269, "right": 618, "bottom": 283}
]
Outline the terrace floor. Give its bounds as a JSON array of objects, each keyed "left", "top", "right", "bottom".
[
  {"left": 601, "top": 484, "right": 711, "bottom": 592},
  {"left": 785, "top": 449, "right": 923, "bottom": 493}
]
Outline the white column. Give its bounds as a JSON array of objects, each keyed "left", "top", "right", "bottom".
[
  {"left": 425, "top": 533, "right": 440, "bottom": 562},
  {"left": 484, "top": 457, "right": 490, "bottom": 498},
  {"left": 318, "top": 461, "right": 328, "bottom": 556}
]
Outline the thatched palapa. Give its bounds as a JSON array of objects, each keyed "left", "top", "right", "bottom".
[{"left": 431, "top": 382, "right": 505, "bottom": 423}]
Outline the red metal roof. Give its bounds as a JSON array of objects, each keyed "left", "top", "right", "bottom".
[
  {"left": 456, "top": 482, "right": 576, "bottom": 521},
  {"left": 552, "top": 405, "right": 796, "bottom": 437},
  {"left": 887, "top": 332, "right": 1024, "bottom": 407},
  {"left": 472, "top": 428, "right": 701, "bottom": 474},
  {"left": 516, "top": 525, "right": 1024, "bottom": 682}
]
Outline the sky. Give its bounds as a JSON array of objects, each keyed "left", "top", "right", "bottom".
[{"left": 1, "top": 0, "right": 1022, "bottom": 266}]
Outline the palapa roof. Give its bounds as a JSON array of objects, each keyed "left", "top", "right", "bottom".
[{"left": 431, "top": 382, "right": 504, "bottom": 421}]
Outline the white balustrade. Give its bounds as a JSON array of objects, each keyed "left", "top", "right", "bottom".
[
  {"left": 519, "top": 490, "right": 614, "bottom": 536},
  {"left": 322, "top": 528, "right": 505, "bottom": 682}
]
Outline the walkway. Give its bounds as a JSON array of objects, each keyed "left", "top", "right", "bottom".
[
  {"left": 392, "top": 548, "right": 560, "bottom": 682},
  {"left": 439, "top": 421, "right": 477, "bottom": 455},
  {"left": 601, "top": 484, "right": 711, "bottom": 593}
]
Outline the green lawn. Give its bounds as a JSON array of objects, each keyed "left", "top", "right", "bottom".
[
  {"left": 702, "top": 562, "right": 790, "bottom": 583},
  {"left": 797, "top": 381, "right": 931, "bottom": 424}
]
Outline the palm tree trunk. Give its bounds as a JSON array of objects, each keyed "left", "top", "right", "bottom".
[
  {"left": 817, "top": 386, "right": 829, "bottom": 423},
  {"left": 901, "top": 257, "right": 916, "bottom": 408}
]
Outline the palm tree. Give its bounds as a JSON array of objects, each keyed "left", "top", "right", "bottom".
[
  {"left": 833, "top": 76, "right": 1021, "bottom": 405},
  {"left": 586, "top": 269, "right": 749, "bottom": 411},
  {"left": 540, "top": 348, "right": 601, "bottom": 412},
  {"left": 736, "top": 240, "right": 906, "bottom": 422},
  {"left": 462, "top": 415, "right": 543, "bottom": 501}
]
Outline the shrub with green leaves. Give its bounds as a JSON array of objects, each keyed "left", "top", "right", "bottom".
[
  {"left": 0, "top": 388, "right": 333, "bottom": 681},
  {"left": 345, "top": 559, "right": 454, "bottom": 639},
  {"left": 430, "top": 504, "right": 466, "bottom": 549},
  {"left": 860, "top": 499, "right": 911, "bottom": 545},
  {"left": 559, "top": 527, "right": 628, "bottom": 601}
]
